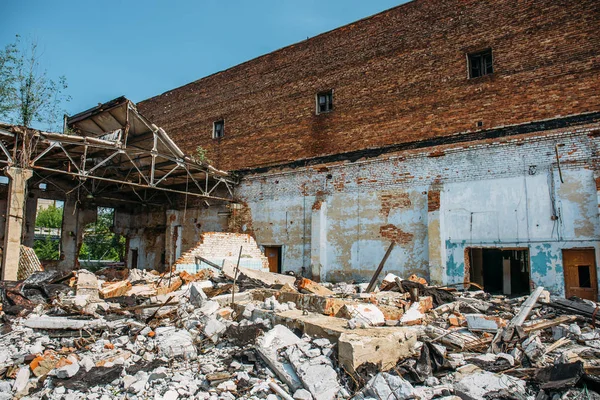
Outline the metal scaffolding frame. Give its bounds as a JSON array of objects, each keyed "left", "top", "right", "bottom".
[{"left": 0, "top": 98, "right": 237, "bottom": 204}]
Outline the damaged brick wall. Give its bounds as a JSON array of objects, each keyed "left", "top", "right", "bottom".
[
  {"left": 174, "top": 232, "right": 269, "bottom": 271},
  {"left": 235, "top": 125, "right": 600, "bottom": 286},
  {"left": 138, "top": 0, "right": 600, "bottom": 172}
]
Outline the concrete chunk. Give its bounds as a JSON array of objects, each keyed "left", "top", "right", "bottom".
[
  {"left": 190, "top": 282, "right": 208, "bottom": 307},
  {"left": 352, "top": 373, "right": 414, "bottom": 400},
  {"left": 155, "top": 327, "right": 197, "bottom": 360},
  {"left": 338, "top": 328, "right": 417, "bottom": 375},
  {"left": 256, "top": 325, "right": 303, "bottom": 392}
]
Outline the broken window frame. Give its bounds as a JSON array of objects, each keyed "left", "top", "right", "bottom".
[
  {"left": 213, "top": 120, "right": 225, "bottom": 139},
  {"left": 316, "top": 90, "right": 334, "bottom": 114},
  {"left": 467, "top": 49, "right": 494, "bottom": 79}
]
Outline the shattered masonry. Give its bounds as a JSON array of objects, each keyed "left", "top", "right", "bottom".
[{"left": 1, "top": 0, "right": 600, "bottom": 398}]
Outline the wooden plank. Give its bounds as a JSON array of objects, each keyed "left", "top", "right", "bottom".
[{"left": 365, "top": 242, "right": 395, "bottom": 293}]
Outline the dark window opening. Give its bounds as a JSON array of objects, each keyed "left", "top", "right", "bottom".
[
  {"left": 578, "top": 265, "right": 592, "bottom": 288},
  {"left": 316, "top": 90, "right": 333, "bottom": 114},
  {"left": 213, "top": 120, "right": 224, "bottom": 139},
  {"left": 468, "top": 49, "right": 493, "bottom": 79}
]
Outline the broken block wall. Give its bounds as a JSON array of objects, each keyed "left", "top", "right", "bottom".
[{"left": 234, "top": 124, "right": 600, "bottom": 295}]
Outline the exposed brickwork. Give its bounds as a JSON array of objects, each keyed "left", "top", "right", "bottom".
[
  {"left": 236, "top": 125, "right": 600, "bottom": 200},
  {"left": 227, "top": 202, "right": 254, "bottom": 236},
  {"left": 380, "top": 192, "right": 411, "bottom": 217},
  {"left": 380, "top": 224, "right": 414, "bottom": 245},
  {"left": 138, "top": 0, "right": 600, "bottom": 172},
  {"left": 427, "top": 190, "right": 440, "bottom": 212},
  {"left": 174, "top": 232, "right": 268, "bottom": 270}
]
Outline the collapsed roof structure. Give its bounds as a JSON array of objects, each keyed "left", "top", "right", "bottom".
[{"left": 0, "top": 97, "right": 237, "bottom": 280}]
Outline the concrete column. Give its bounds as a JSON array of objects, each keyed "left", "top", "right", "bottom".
[
  {"left": 57, "top": 199, "right": 95, "bottom": 270},
  {"left": 57, "top": 198, "right": 79, "bottom": 270},
  {"left": 427, "top": 188, "right": 444, "bottom": 285},
  {"left": 2, "top": 167, "right": 33, "bottom": 280},
  {"left": 310, "top": 200, "right": 327, "bottom": 282}
]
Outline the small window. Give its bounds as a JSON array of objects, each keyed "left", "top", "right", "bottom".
[
  {"left": 213, "top": 120, "right": 224, "bottom": 139},
  {"left": 468, "top": 49, "right": 493, "bottom": 79},
  {"left": 578, "top": 265, "right": 592, "bottom": 288},
  {"left": 316, "top": 90, "right": 333, "bottom": 114}
]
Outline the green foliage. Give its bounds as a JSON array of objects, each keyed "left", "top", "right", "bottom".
[
  {"left": 33, "top": 236, "right": 59, "bottom": 261},
  {"left": 79, "top": 208, "right": 125, "bottom": 262},
  {"left": 33, "top": 203, "right": 63, "bottom": 261},
  {"left": 193, "top": 146, "right": 211, "bottom": 164},
  {"left": 35, "top": 203, "right": 63, "bottom": 229},
  {"left": 0, "top": 35, "right": 70, "bottom": 131}
]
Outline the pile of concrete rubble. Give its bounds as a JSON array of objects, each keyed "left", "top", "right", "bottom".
[{"left": 1, "top": 264, "right": 599, "bottom": 399}]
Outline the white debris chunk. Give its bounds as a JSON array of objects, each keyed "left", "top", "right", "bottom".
[
  {"left": 256, "top": 325, "right": 303, "bottom": 392},
  {"left": 352, "top": 373, "right": 414, "bottom": 400},
  {"left": 455, "top": 371, "right": 526, "bottom": 399},
  {"left": 155, "top": 327, "right": 197, "bottom": 360}
]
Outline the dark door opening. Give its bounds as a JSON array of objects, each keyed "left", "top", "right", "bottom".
[
  {"left": 264, "top": 246, "right": 282, "bottom": 273},
  {"left": 131, "top": 249, "right": 139, "bottom": 270},
  {"left": 468, "top": 248, "right": 530, "bottom": 296}
]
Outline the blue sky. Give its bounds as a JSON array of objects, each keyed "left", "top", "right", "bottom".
[{"left": 1, "top": 1, "right": 405, "bottom": 119}]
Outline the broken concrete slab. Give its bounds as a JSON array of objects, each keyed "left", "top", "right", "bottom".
[
  {"left": 190, "top": 282, "right": 208, "bottom": 307},
  {"left": 455, "top": 370, "right": 526, "bottom": 398},
  {"left": 465, "top": 313, "right": 506, "bottom": 332},
  {"left": 155, "top": 327, "right": 197, "bottom": 360},
  {"left": 352, "top": 372, "right": 415, "bottom": 400},
  {"left": 341, "top": 303, "right": 385, "bottom": 328},
  {"left": 285, "top": 345, "right": 340, "bottom": 400},
  {"left": 23, "top": 315, "right": 108, "bottom": 330},
  {"left": 338, "top": 329, "right": 417, "bottom": 375},
  {"left": 100, "top": 280, "right": 132, "bottom": 298},
  {"left": 223, "top": 261, "right": 296, "bottom": 287},
  {"left": 75, "top": 270, "right": 100, "bottom": 300},
  {"left": 256, "top": 325, "right": 303, "bottom": 392},
  {"left": 296, "top": 278, "right": 334, "bottom": 296}
]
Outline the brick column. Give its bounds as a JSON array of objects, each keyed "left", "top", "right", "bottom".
[{"left": 2, "top": 167, "right": 33, "bottom": 280}]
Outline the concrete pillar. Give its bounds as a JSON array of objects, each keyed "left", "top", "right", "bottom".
[
  {"left": 427, "top": 188, "right": 444, "bottom": 285},
  {"left": 2, "top": 167, "right": 33, "bottom": 280},
  {"left": 57, "top": 198, "right": 79, "bottom": 270},
  {"left": 310, "top": 200, "right": 327, "bottom": 282},
  {"left": 57, "top": 199, "right": 95, "bottom": 270}
]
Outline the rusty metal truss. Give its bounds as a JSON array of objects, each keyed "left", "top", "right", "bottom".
[{"left": 0, "top": 98, "right": 237, "bottom": 204}]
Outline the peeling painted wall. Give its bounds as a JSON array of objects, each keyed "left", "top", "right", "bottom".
[{"left": 235, "top": 126, "right": 600, "bottom": 295}]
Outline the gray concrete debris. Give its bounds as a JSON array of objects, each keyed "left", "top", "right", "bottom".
[
  {"left": 352, "top": 372, "right": 415, "bottom": 400},
  {"left": 189, "top": 282, "right": 208, "bottom": 307},
  {"left": 155, "top": 327, "right": 198, "bottom": 360},
  {"left": 256, "top": 324, "right": 303, "bottom": 392},
  {"left": 455, "top": 370, "right": 526, "bottom": 398},
  {"left": 3, "top": 267, "right": 600, "bottom": 400}
]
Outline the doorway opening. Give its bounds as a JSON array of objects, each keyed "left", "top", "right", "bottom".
[
  {"left": 563, "top": 249, "right": 598, "bottom": 301},
  {"left": 263, "top": 246, "right": 282, "bottom": 273},
  {"left": 468, "top": 248, "right": 530, "bottom": 296},
  {"left": 33, "top": 199, "right": 64, "bottom": 261},
  {"left": 79, "top": 207, "right": 126, "bottom": 270}
]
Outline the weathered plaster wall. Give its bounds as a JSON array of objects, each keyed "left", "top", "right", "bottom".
[
  {"left": 235, "top": 126, "right": 600, "bottom": 293},
  {"left": 442, "top": 169, "right": 600, "bottom": 296}
]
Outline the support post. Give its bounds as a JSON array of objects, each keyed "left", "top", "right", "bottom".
[
  {"left": 427, "top": 187, "right": 444, "bottom": 285},
  {"left": 2, "top": 167, "right": 33, "bottom": 280},
  {"left": 310, "top": 200, "right": 327, "bottom": 282}
]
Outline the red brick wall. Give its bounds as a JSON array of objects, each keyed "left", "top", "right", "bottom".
[{"left": 138, "top": 0, "right": 600, "bottom": 172}]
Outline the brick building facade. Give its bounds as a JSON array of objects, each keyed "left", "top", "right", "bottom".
[{"left": 129, "top": 0, "right": 600, "bottom": 298}]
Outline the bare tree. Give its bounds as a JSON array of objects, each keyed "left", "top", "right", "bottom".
[{"left": 0, "top": 35, "right": 70, "bottom": 131}]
